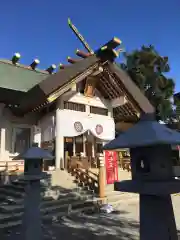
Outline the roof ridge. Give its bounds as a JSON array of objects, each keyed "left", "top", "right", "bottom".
[{"left": 0, "top": 59, "right": 49, "bottom": 75}]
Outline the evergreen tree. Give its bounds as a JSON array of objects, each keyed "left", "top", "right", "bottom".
[{"left": 120, "top": 45, "right": 175, "bottom": 122}]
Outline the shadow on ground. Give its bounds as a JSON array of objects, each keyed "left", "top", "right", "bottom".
[
  {"left": 0, "top": 172, "right": 139, "bottom": 239},
  {"left": 49, "top": 212, "right": 139, "bottom": 240},
  {"left": 1, "top": 173, "right": 180, "bottom": 239},
  {"left": 2, "top": 211, "right": 139, "bottom": 240}
]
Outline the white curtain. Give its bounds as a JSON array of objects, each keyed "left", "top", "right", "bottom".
[
  {"left": 39, "top": 110, "right": 115, "bottom": 142},
  {"left": 58, "top": 110, "right": 115, "bottom": 141}
]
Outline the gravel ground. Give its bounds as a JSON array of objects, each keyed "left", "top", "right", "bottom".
[{"left": 1, "top": 195, "right": 180, "bottom": 239}]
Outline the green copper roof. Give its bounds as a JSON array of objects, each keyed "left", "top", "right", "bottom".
[{"left": 0, "top": 60, "right": 48, "bottom": 92}]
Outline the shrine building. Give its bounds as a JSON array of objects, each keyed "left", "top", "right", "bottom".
[{"left": 0, "top": 38, "right": 154, "bottom": 170}]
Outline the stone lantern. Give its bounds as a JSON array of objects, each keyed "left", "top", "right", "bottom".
[
  {"left": 19, "top": 144, "right": 53, "bottom": 240},
  {"left": 104, "top": 113, "right": 180, "bottom": 240}
]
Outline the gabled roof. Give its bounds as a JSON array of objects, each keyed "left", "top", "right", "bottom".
[
  {"left": 17, "top": 51, "right": 154, "bottom": 122},
  {"left": 108, "top": 63, "right": 153, "bottom": 115},
  {"left": 0, "top": 60, "right": 48, "bottom": 92},
  {"left": 0, "top": 40, "right": 154, "bottom": 122},
  {"left": 19, "top": 55, "right": 99, "bottom": 112}
]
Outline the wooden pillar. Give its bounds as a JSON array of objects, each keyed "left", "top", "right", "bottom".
[
  {"left": 98, "top": 153, "right": 105, "bottom": 203},
  {"left": 92, "top": 136, "right": 95, "bottom": 158},
  {"left": 119, "top": 151, "right": 123, "bottom": 169},
  {"left": 83, "top": 134, "right": 86, "bottom": 157},
  {"left": 64, "top": 151, "right": 69, "bottom": 170},
  {"left": 0, "top": 128, "right": 6, "bottom": 158},
  {"left": 73, "top": 137, "right": 76, "bottom": 156}
]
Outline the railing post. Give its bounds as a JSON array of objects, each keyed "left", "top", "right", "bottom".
[
  {"left": 4, "top": 162, "right": 10, "bottom": 185},
  {"left": 98, "top": 153, "right": 105, "bottom": 203}
]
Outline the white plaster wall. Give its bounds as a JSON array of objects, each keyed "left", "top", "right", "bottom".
[
  {"left": 39, "top": 92, "right": 114, "bottom": 143},
  {"left": 0, "top": 108, "right": 38, "bottom": 161},
  {"left": 39, "top": 113, "right": 55, "bottom": 142},
  {"left": 67, "top": 93, "right": 109, "bottom": 108},
  {"left": 63, "top": 92, "right": 113, "bottom": 117},
  {"left": 33, "top": 126, "right": 41, "bottom": 147},
  {"left": 0, "top": 92, "right": 115, "bottom": 163},
  {"left": 54, "top": 107, "right": 115, "bottom": 169},
  {"left": 54, "top": 93, "right": 115, "bottom": 169}
]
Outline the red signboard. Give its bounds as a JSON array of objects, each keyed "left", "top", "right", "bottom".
[{"left": 105, "top": 151, "right": 118, "bottom": 184}]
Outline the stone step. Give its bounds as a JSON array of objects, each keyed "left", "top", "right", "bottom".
[
  {"left": 0, "top": 203, "right": 24, "bottom": 213},
  {"left": 47, "top": 201, "right": 95, "bottom": 223},
  {"left": 50, "top": 170, "right": 78, "bottom": 187},
  {"left": 0, "top": 188, "right": 25, "bottom": 198},
  {"left": 0, "top": 199, "right": 96, "bottom": 229},
  {"left": 0, "top": 185, "right": 95, "bottom": 205},
  {"left": 0, "top": 192, "right": 94, "bottom": 214},
  {"left": 43, "top": 186, "right": 94, "bottom": 197},
  {"left": 11, "top": 180, "right": 27, "bottom": 186},
  {"left": 1, "top": 194, "right": 23, "bottom": 205},
  {"left": 1, "top": 190, "right": 136, "bottom": 213},
  {"left": 0, "top": 184, "right": 136, "bottom": 207},
  {"left": 0, "top": 183, "right": 90, "bottom": 199},
  {"left": 0, "top": 204, "right": 96, "bottom": 229},
  {"left": 12, "top": 177, "right": 77, "bottom": 190},
  {"left": 0, "top": 195, "right": 139, "bottom": 229},
  {"left": 0, "top": 184, "right": 25, "bottom": 192},
  {"left": 0, "top": 170, "right": 99, "bottom": 229}
]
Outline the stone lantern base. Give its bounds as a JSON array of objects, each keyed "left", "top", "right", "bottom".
[{"left": 115, "top": 180, "right": 179, "bottom": 240}]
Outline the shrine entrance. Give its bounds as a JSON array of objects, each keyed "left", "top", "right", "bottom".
[{"left": 64, "top": 131, "right": 104, "bottom": 169}]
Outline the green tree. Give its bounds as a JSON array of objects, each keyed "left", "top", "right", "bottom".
[
  {"left": 120, "top": 45, "right": 175, "bottom": 122},
  {"left": 172, "top": 95, "right": 180, "bottom": 129}
]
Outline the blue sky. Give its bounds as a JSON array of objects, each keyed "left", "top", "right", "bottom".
[{"left": 0, "top": 0, "right": 180, "bottom": 91}]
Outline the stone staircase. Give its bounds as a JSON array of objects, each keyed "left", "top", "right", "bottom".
[
  {"left": 0, "top": 169, "right": 138, "bottom": 230},
  {"left": 0, "top": 170, "right": 97, "bottom": 229}
]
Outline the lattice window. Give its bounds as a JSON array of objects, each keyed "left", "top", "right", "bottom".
[
  {"left": 63, "top": 101, "right": 86, "bottom": 112},
  {"left": 90, "top": 106, "right": 108, "bottom": 116}
]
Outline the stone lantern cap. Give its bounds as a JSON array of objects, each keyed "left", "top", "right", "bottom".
[
  {"left": 104, "top": 113, "right": 180, "bottom": 150},
  {"left": 14, "top": 146, "right": 53, "bottom": 160}
]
